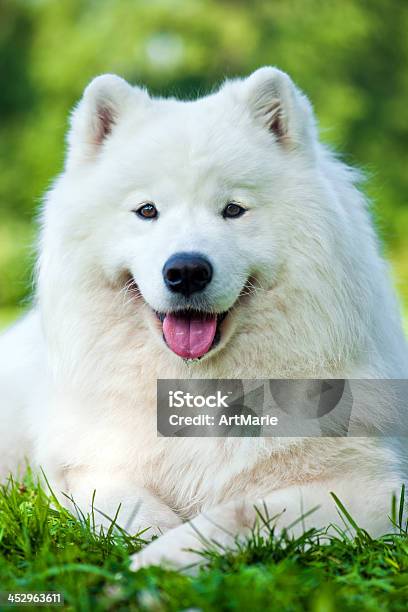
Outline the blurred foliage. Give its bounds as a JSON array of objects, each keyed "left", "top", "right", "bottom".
[{"left": 0, "top": 0, "right": 407, "bottom": 325}]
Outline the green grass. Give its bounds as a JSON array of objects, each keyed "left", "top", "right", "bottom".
[{"left": 1, "top": 472, "right": 408, "bottom": 611}]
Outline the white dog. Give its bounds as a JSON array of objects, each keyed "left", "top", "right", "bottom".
[{"left": 0, "top": 67, "right": 407, "bottom": 570}]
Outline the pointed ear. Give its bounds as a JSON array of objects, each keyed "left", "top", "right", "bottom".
[
  {"left": 243, "top": 67, "right": 316, "bottom": 150},
  {"left": 66, "top": 74, "right": 146, "bottom": 167}
]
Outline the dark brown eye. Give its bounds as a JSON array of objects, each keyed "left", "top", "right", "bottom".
[
  {"left": 135, "top": 202, "right": 158, "bottom": 219},
  {"left": 222, "top": 202, "right": 247, "bottom": 219}
]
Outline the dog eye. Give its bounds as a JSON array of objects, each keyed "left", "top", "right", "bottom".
[
  {"left": 135, "top": 202, "right": 158, "bottom": 220},
  {"left": 222, "top": 202, "right": 247, "bottom": 219}
]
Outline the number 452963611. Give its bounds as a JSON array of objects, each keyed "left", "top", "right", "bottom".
[{"left": 0, "top": 592, "right": 63, "bottom": 606}]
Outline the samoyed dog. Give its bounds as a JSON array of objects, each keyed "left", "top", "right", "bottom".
[{"left": 0, "top": 67, "right": 407, "bottom": 570}]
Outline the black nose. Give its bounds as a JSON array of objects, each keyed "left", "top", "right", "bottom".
[{"left": 163, "top": 252, "right": 213, "bottom": 297}]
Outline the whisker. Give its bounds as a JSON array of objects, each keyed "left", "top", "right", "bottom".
[{"left": 116, "top": 277, "right": 143, "bottom": 310}]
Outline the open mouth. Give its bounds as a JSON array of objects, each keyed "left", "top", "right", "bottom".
[{"left": 155, "top": 310, "right": 228, "bottom": 360}]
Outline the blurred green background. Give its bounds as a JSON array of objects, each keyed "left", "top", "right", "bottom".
[{"left": 0, "top": 0, "right": 407, "bottom": 332}]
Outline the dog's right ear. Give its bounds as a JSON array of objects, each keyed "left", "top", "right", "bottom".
[
  {"left": 242, "top": 67, "right": 316, "bottom": 151},
  {"left": 66, "top": 74, "right": 147, "bottom": 168}
]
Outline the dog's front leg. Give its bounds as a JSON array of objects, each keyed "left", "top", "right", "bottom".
[
  {"left": 60, "top": 469, "right": 182, "bottom": 537},
  {"left": 130, "top": 475, "right": 398, "bottom": 571}
]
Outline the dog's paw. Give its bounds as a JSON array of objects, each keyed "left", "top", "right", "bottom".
[
  {"left": 130, "top": 507, "right": 240, "bottom": 572},
  {"left": 130, "top": 545, "right": 201, "bottom": 572},
  {"left": 130, "top": 547, "right": 174, "bottom": 572},
  {"left": 130, "top": 529, "right": 205, "bottom": 572}
]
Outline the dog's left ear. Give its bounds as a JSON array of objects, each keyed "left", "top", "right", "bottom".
[
  {"left": 243, "top": 67, "right": 316, "bottom": 150},
  {"left": 66, "top": 74, "right": 148, "bottom": 169}
]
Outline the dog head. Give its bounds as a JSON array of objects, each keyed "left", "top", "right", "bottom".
[{"left": 41, "top": 68, "right": 359, "bottom": 367}]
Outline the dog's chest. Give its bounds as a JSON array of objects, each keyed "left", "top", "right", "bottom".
[{"left": 138, "top": 437, "right": 291, "bottom": 518}]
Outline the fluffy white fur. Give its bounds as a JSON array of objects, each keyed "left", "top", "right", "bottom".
[{"left": 0, "top": 67, "right": 407, "bottom": 570}]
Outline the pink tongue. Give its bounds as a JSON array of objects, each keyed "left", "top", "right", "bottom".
[{"left": 162, "top": 312, "right": 217, "bottom": 359}]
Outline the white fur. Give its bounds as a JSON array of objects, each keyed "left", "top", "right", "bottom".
[{"left": 0, "top": 67, "right": 407, "bottom": 570}]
